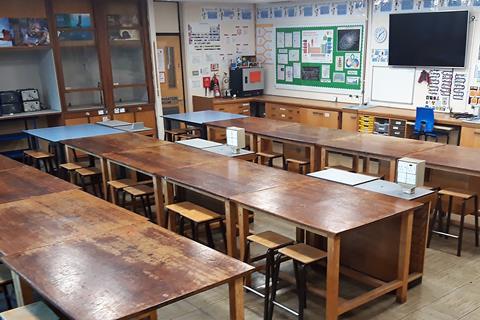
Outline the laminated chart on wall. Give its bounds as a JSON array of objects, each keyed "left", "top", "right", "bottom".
[{"left": 275, "top": 25, "right": 364, "bottom": 92}]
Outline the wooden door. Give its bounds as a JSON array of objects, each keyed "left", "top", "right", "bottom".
[{"left": 156, "top": 35, "right": 185, "bottom": 113}]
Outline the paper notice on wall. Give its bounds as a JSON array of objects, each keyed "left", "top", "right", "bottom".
[
  {"left": 257, "top": 24, "right": 274, "bottom": 64},
  {"left": 284, "top": 33, "right": 293, "bottom": 48},
  {"left": 285, "top": 65, "right": 293, "bottom": 82},
  {"left": 301, "top": 29, "right": 333, "bottom": 63},
  {"left": 292, "top": 31, "right": 301, "bottom": 48},
  {"left": 157, "top": 48, "right": 165, "bottom": 72},
  {"left": 289, "top": 50, "right": 299, "bottom": 62},
  {"left": 188, "top": 23, "right": 221, "bottom": 51},
  {"left": 293, "top": 62, "right": 301, "bottom": 79},
  {"left": 159, "top": 72, "right": 166, "bottom": 83},
  {"left": 277, "top": 65, "right": 285, "bottom": 80},
  {"left": 191, "top": 79, "right": 202, "bottom": 89},
  {"left": 277, "top": 53, "right": 288, "bottom": 65},
  {"left": 277, "top": 31, "right": 285, "bottom": 48}
]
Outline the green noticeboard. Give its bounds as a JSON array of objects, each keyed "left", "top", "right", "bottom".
[{"left": 275, "top": 25, "right": 364, "bottom": 92}]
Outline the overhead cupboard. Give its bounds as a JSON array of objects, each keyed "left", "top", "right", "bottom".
[{"left": 0, "top": 0, "right": 155, "bottom": 130}]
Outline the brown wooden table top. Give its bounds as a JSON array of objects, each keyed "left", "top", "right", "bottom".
[
  {"left": 2, "top": 223, "right": 253, "bottom": 320},
  {"left": 260, "top": 123, "right": 359, "bottom": 145},
  {"left": 166, "top": 158, "right": 314, "bottom": 199},
  {"left": 0, "top": 190, "right": 147, "bottom": 256},
  {"left": 62, "top": 133, "right": 171, "bottom": 157},
  {"left": 0, "top": 166, "right": 78, "bottom": 205},
  {"left": 406, "top": 145, "right": 480, "bottom": 176},
  {"left": 231, "top": 179, "right": 422, "bottom": 236},
  {"left": 206, "top": 116, "right": 297, "bottom": 134},
  {"left": 0, "top": 155, "right": 24, "bottom": 172},
  {"left": 322, "top": 133, "right": 443, "bottom": 159},
  {"left": 105, "top": 143, "right": 224, "bottom": 176}
]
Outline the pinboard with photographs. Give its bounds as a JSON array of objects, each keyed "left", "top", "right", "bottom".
[
  {"left": 56, "top": 13, "right": 94, "bottom": 42},
  {"left": 0, "top": 17, "right": 50, "bottom": 47},
  {"left": 107, "top": 15, "right": 140, "bottom": 42},
  {"left": 275, "top": 24, "right": 364, "bottom": 93}
]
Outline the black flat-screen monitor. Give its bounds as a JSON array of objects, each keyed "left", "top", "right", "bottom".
[{"left": 389, "top": 11, "right": 469, "bottom": 68}]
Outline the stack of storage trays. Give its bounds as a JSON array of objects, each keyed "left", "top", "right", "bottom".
[
  {"left": 373, "top": 118, "right": 390, "bottom": 135},
  {"left": 389, "top": 119, "right": 407, "bottom": 138},
  {"left": 358, "top": 115, "right": 374, "bottom": 133}
]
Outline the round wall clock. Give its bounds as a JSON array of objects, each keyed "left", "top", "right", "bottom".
[{"left": 375, "top": 26, "right": 387, "bottom": 44}]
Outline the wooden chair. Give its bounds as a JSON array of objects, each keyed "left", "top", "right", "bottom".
[
  {"left": 428, "top": 188, "right": 479, "bottom": 256},
  {"left": 269, "top": 243, "right": 327, "bottom": 320},
  {"left": 166, "top": 202, "right": 226, "bottom": 250},
  {"left": 284, "top": 158, "right": 310, "bottom": 174},
  {"left": 23, "top": 150, "right": 56, "bottom": 174},
  {"left": 0, "top": 263, "right": 13, "bottom": 310},
  {"left": 0, "top": 301, "right": 59, "bottom": 320},
  {"left": 123, "top": 185, "right": 155, "bottom": 221},
  {"left": 244, "top": 231, "right": 294, "bottom": 320},
  {"left": 256, "top": 152, "right": 284, "bottom": 167},
  {"left": 75, "top": 167, "right": 103, "bottom": 198}
]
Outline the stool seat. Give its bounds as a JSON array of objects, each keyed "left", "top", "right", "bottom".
[
  {"left": 0, "top": 301, "right": 59, "bottom": 320},
  {"left": 247, "top": 231, "right": 294, "bottom": 250},
  {"left": 167, "top": 201, "right": 222, "bottom": 223},
  {"left": 75, "top": 167, "right": 102, "bottom": 176},
  {"left": 177, "top": 133, "right": 201, "bottom": 141},
  {"left": 59, "top": 162, "right": 84, "bottom": 171},
  {"left": 124, "top": 185, "right": 154, "bottom": 197},
  {"left": 256, "top": 152, "right": 283, "bottom": 159},
  {"left": 108, "top": 179, "right": 137, "bottom": 190},
  {"left": 24, "top": 151, "right": 53, "bottom": 159},
  {"left": 438, "top": 188, "right": 476, "bottom": 200},
  {"left": 278, "top": 243, "right": 327, "bottom": 265},
  {"left": 285, "top": 158, "right": 309, "bottom": 165},
  {"left": 165, "top": 128, "right": 189, "bottom": 135}
]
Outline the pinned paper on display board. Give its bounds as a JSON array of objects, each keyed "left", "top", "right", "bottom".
[
  {"left": 302, "top": 29, "right": 334, "bottom": 63},
  {"left": 335, "top": 56, "right": 344, "bottom": 71},
  {"left": 371, "top": 49, "right": 389, "bottom": 64},
  {"left": 293, "top": 63, "right": 301, "bottom": 78},
  {"left": 277, "top": 31, "right": 285, "bottom": 48},
  {"left": 468, "top": 86, "right": 480, "bottom": 106},
  {"left": 288, "top": 50, "right": 299, "bottom": 62},
  {"left": 284, "top": 32, "right": 293, "bottom": 48},
  {"left": 277, "top": 65, "right": 285, "bottom": 80},
  {"left": 285, "top": 66, "right": 293, "bottom": 82},
  {"left": 345, "top": 53, "right": 361, "bottom": 69},
  {"left": 322, "top": 65, "right": 331, "bottom": 79},
  {"left": 333, "top": 72, "right": 346, "bottom": 83},
  {"left": 201, "top": 8, "right": 220, "bottom": 21},
  {"left": 159, "top": 72, "right": 165, "bottom": 84},
  {"left": 292, "top": 32, "right": 301, "bottom": 48}
]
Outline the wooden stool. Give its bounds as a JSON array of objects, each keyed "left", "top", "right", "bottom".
[
  {"left": 164, "top": 128, "right": 189, "bottom": 142},
  {"left": 23, "top": 150, "right": 55, "bottom": 174},
  {"left": 176, "top": 131, "right": 201, "bottom": 141},
  {"left": 245, "top": 231, "right": 294, "bottom": 320},
  {"left": 284, "top": 158, "right": 310, "bottom": 174},
  {"left": 256, "top": 152, "right": 284, "bottom": 167},
  {"left": 428, "top": 188, "right": 479, "bottom": 256},
  {"left": 269, "top": 243, "right": 327, "bottom": 320},
  {"left": 123, "top": 185, "right": 155, "bottom": 220},
  {"left": 75, "top": 167, "right": 103, "bottom": 198},
  {"left": 107, "top": 178, "right": 138, "bottom": 205},
  {"left": 59, "top": 162, "right": 87, "bottom": 183},
  {"left": 0, "top": 301, "right": 59, "bottom": 319},
  {"left": 166, "top": 202, "right": 226, "bottom": 250},
  {"left": 0, "top": 263, "right": 13, "bottom": 310}
]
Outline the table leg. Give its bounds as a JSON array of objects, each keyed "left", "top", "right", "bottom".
[
  {"left": 326, "top": 236, "right": 341, "bottom": 320},
  {"left": 389, "top": 159, "right": 397, "bottom": 182},
  {"left": 107, "top": 161, "right": 118, "bottom": 205},
  {"left": 200, "top": 124, "right": 208, "bottom": 139},
  {"left": 363, "top": 157, "right": 370, "bottom": 174},
  {"left": 238, "top": 207, "right": 250, "bottom": 262},
  {"left": 396, "top": 210, "right": 414, "bottom": 303},
  {"left": 225, "top": 201, "right": 239, "bottom": 258},
  {"left": 249, "top": 133, "right": 258, "bottom": 153},
  {"left": 309, "top": 145, "right": 316, "bottom": 172},
  {"left": 207, "top": 125, "right": 213, "bottom": 141},
  {"left": 153, "top": 176, "right": 166, "bottom": 227},
  {"left": 320, "top": 148, "right": 327, "bottom": 170},
  {"left": 229, "top": 277, "right": 245, "bottom": 320},
  {"left": 100, "top": 158, "right": 109, "bottom": 201},
  {"left": 11, "top": 272, "right": 34, "bottom": 307},
  {"left": 163, "top": 180, "right": 175, "bottom": 230}
]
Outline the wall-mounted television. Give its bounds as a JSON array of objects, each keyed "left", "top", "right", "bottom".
[{"left": 389, "top": 11, "right": 469, "bottom": 68}]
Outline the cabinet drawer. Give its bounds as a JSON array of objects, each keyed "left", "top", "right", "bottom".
[
  {"left": 460, "top": 127, "right": 480, "bottom": 148},
  {"left": 300, "top": 108, "right": 339, "bottom": 129},
  {"left": 214, "top": 102, "right": 251, "bottom": 115},
  {"left": 341, "top": 113, "right": 358, "bottom": 132},
  {"left": 391, "top": 119, "right": 406, "bottom": 126},
  {"left": 266, "top": 103, "right": 299, "bottom": 122}
]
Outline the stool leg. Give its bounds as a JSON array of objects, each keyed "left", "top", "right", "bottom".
[
  {"left": 79, "top": 174, "right": 87, "bottom": 192},
  {"left": 2, "top": 284, "right": 12, "bottom": 310},
  {"left": 219, "top": 220, "right": 227, "bottom": 252},
  {"left": 121, "top": 190, "right": 127, "bottom": 208},
  {"left": 428, "top": 195, "right": 442, "bottom": 248},
  {"left": 179, "top": 216, "right": 185, "bottom": 236},
  {"left": 475, "top": 196, "right": 479, "bottom": 247},
  {"left": 264, "top": 249, "right": 274, "bottom": 320},
  {"left": 91, "top": 177, "right": 99, "bottom": 197},
  {"left": 97, "top": 176, "right": 103, "bottom": 198},
  {"left": 283, "top": 160, "right": 288, "bottom": 171},
  {"left": 191, "top": 221, "right": 198, "bottom": 241},
  {"left": 140, "top": 196, "right": 149, "bottom": 218},
  {"left": 205, "top": 223, "right": 215, "bottom": 249},
  {"left": 445, "top": 196, "right": 453, "bottom": 238},
  {"left": 268, "top": 253, "right": 283, "bottom": 320},
  {"left": 145, "top": 195, "right": 153, "bottom": 221},
  {"left": 267, "top": 158, "right": 273, "bottom": 167},
  {"left": 457, "top": 201, "right": 467, "bottom": 257}
]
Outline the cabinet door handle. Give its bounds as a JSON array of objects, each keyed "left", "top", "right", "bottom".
[
  {"left": 312, "top": 111, "right": 323, "bottom": 116},
  {"left": 280, "top": 107, "right": 286, "bottom": 111},
  {"left": 137, "top": 107, "right": 143, "bottom": 111},
  {"left": 350, "top": 115, "right": 357, "bottom": 119},
  {"left": 242, "top": 109, "right": 249, "bottom": 112},
  {"left": 281, "top": 114, "right": 286, "bottom": 118},
  {"left": 242, "top": 103, "right": 250, "bottom": 107}
]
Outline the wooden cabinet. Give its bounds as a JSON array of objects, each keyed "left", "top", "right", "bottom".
[
  {"left": 341, "top": 112, "right": 358, "bottom": 132},
  {"left": 113, "top": 112, "right": 135, "bottom": 123},
  {"left": 299, "top": 108, "right": 340, "bottom": 129},
  {"left": 265, "top": 103, "right": 300, "bottom": 122},
  {"left": 213, "top": 102, "right": 251, "bottom": 115},
  {"left": 460, "top": 127, "right": 480, "bottom": 148},
  {"left": 64, "top": 112, "right": 104, "bottom": 126}
]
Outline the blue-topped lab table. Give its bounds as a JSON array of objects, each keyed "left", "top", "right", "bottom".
[
  {"left": 162, "top": 111, "right": 248, "bottom": 139},
  {"left": 24, "top": 124, "right": 123, "bottom": 165}
]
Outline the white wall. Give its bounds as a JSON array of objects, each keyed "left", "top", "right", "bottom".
[{"left": 154, "top": 1, "right": 180, "bottom": 33}]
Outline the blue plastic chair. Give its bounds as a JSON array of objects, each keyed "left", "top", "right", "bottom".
[{"left": 412, "top": 106, "right": 449, "bottom": 143}]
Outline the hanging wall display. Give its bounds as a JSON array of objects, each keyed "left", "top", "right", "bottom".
[{"left": 275, "top": 25, "right": 364, "bottom": 92}]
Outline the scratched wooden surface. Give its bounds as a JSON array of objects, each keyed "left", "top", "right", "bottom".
[
  {"left": 105, "top": 144, "right": 225, "bottom": 176},
  {"left": 166, "top": 158, "right": 314, "bottom": 199},
  {"left": 2, "top": 223, "right": 253, "bottom": 320},
  {"left": 0, "top": 155, "right": 23, "bottom": 172},
  {"left": 0, "top": 190, "right": 147, "bottom": 256},
  {"left": 322, "top": 133, "right": 444, "bottom": 158},
  {"left": 0, "top": 166, "right": 78, "bottom": 205},
  {"left": 206, "top": 117, "right": 296, "bottom": 134},
  {"left": 62, "top": 133, "right": 171, "bottom": 157},
  {"left": 231, "top": 179, "right": 422, "bottom": 236}
]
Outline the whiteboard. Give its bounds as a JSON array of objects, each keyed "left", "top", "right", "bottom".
[{"left": 371, "top": 66, "right": 415, "bottom": 104}]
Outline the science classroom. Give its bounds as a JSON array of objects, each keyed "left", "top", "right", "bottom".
[{"left": 1, "top": 0, "right": 480, "bottom": 319}]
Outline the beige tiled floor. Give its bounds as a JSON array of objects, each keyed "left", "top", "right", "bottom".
[{"left": 158, "top": 212, "right": 480, "bottom": 320}]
